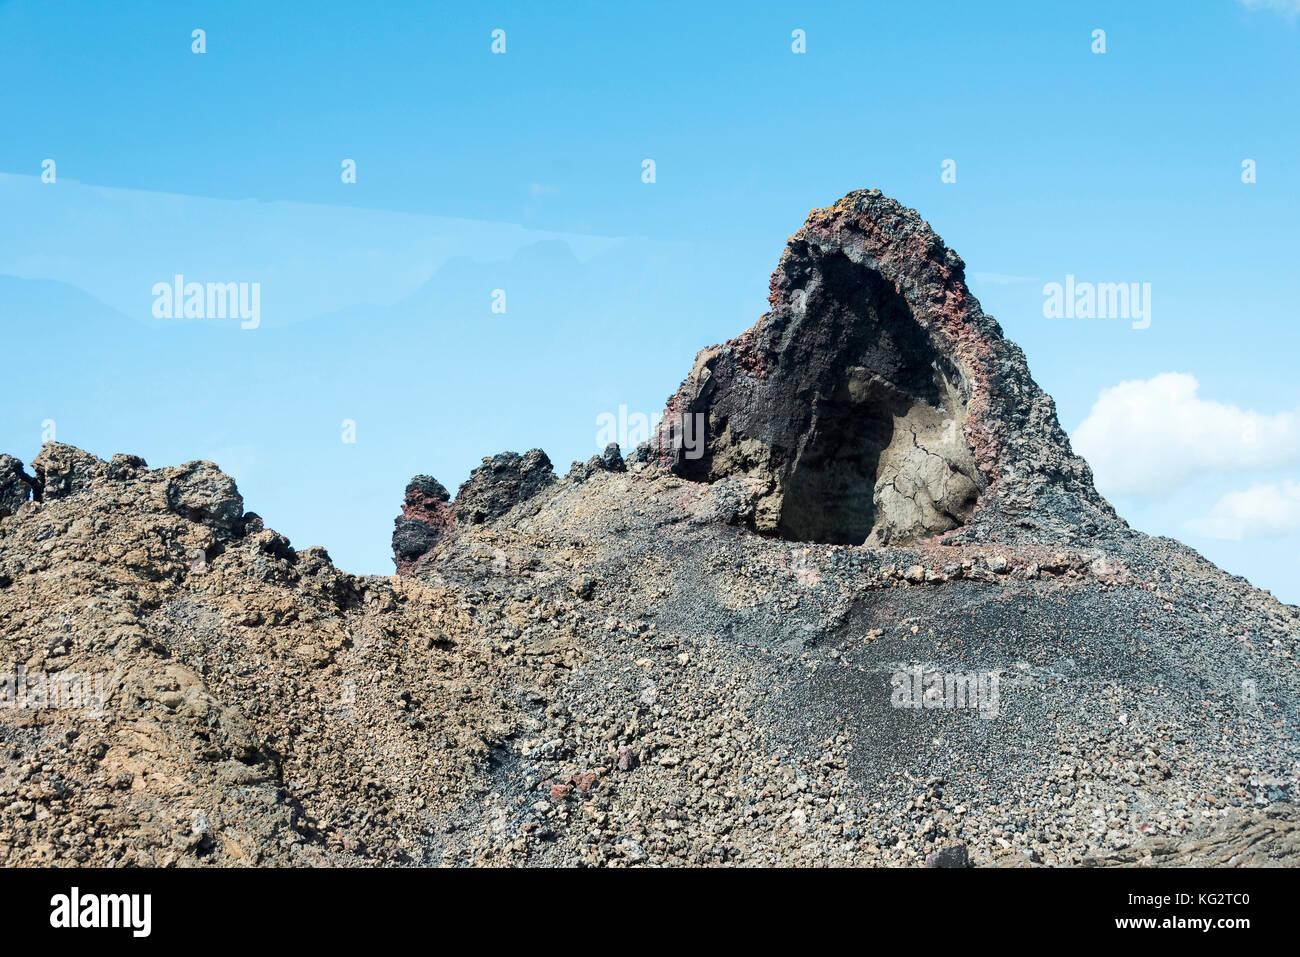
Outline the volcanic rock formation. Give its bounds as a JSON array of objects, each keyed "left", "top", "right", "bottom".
[
  {"left": 391, "top": 190, "right": 1121, "bottom": 567},
  {"left": 656, "top": 190, "right": 1116, "bottom": 547},
  {"left": 2, "top": 191, "right": 1297, "bottom": 868},
  {"left": 393, "top": 450, "right": 556, "bottom": 574}
]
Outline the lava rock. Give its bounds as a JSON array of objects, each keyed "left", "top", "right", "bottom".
[
  {"left": 31, "top": 443, "right": 107, "bottom": 500},
  {"left": 0, "top": 455, "right": 34, "bottom": 517},
  {"left": 656, "top": 189, "right": 1118, "bottom": 549},
  {"left": 163, "top": 460, "right": 245, "bottom": 539},
  {"left": 925, "top": 845, "right": 971, "bottom": 868},
  {"left": 454, "top": 450, "right": 555, "bottom": 526},
  {"left": 392, "top": 474, "right": 458, "bottom": 574}
]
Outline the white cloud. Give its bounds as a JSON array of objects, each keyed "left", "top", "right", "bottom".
[
  {"left": 1186, "top": 480, "right": 1300, "bottom": 540},
  {"left": 1071, "top": 373, "right": 1300, "bottom": 496}
]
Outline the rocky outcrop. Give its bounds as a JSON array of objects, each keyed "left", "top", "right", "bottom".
[
  {"left": 30, "top": 442, "right": 106, "bottom": 501},
  {"left": 656, "top": 189, "right": 1119, "bottom": 546},
  {"left": 455, "top": 450, "right": 555, "bottom": 525},
  {"left": 391, "top": 450, "right": 556, "bottom": 573},
  {"left": 392, "top": 475, "right": 456, "bottom": 575},
  {"left": 160, "top": 459, "right": 245, "bottom": 540},
  {"left": 567, "top": 443, "right": 626, "bottom": 484},
  {"left": 5, "top": 443, "right": 246, "bottom": 543},
  {"left": 395, "top": 193, "right": 1119, "bottom": 555},
  {"left": 0, "top": 455, "right": 33, "bottom": 517}
]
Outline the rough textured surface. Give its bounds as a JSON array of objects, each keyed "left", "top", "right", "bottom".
[
  {"left": 657, "top": 190, "right": 1119, "bottom": 547},
  {"left": 0, "top": 456, "right": 33, "bottom": 519},
  {"left": 391, "top": 452, "right": 556, "bottom": 575},
  {"left": 0, "top": 447, "right": 554, "bottom": 865},
  {"left": 391, "top": 475, "right": 455, "bottom": 576},
  {"left": 1082, "top": 805, "right": 1300, "bottom": 867},
  {"left": 455, "top": 450, "right": 556, "bottom": 527},
  {"left": 2, "top": 192, "right": 1297, "bottom": 868}
]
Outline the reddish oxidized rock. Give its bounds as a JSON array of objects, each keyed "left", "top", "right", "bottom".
[
  {"left": 392, "top": 451, "right": 558, "bottom": 574},
  {"left": 549, "top": 783, "right": 573, "bottom": 801},
  {"left": 655, "top": 189, "right": 1119, "bottom": 547},
  {"left": 392, "top": 475, "right": 456, "bottom": 575}
]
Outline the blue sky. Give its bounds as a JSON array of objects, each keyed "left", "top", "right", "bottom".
[{"left": 1, "top": 0, "right": 1298, "bottom": 602}]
